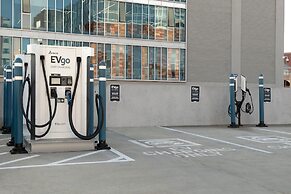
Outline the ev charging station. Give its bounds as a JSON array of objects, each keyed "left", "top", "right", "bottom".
[
  {"left": 5, "top": 44, "right": 109, "bottom": 154},
  {"left": 228, "top": 74, "right": 254, "bottom": 128}
]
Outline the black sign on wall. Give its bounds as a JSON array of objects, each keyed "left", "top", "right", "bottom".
[
  {"left": 110, "top": 85, "right": 120, "bottom": 102},
  {"left": 264, "top": 88, "right": 271, "bottom": 103},
  {"left": 191, "top": 86, "right": 200, "bottom": 102}
]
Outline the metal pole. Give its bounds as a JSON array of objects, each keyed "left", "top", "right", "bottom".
[
  {"left": 228, "top": 74, "right": 238, "bottom": 128},
  {"left": 1, "top": 65, "right": 7, "bottom": 131},
  {"left": 97, "top": 61, "right": 110, "bottom": 150},
  {"left": 10, "top": 58, "right": 27, "bottom": 154},
  {"left": 6, "top": 65, "right": 15, "bottom": 146},
  {"left": 88, "top": 64, "right": 94, "bottom": 136},
  {"left": 256, "top": 74, "right": 268, "bottom": 127}
]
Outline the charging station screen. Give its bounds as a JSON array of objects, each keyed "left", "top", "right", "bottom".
[{"left": 51, "top": 77, "right": 61, "bottom": 85}]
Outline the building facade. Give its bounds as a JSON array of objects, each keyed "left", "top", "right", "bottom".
[{"left": 0, "top": 0, "right": 288, "bottom": 128}]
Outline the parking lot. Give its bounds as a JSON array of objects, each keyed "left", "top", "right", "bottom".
[{"left": 1, "top": 125, "right": 291, "bottom": 194}]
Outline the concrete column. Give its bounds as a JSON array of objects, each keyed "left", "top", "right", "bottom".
[
  {"left": 231, "top": 0, "right": 242, "bottom": 75},
  {"left": 275, "top": 0, "right": 284, "bottom": 86}
]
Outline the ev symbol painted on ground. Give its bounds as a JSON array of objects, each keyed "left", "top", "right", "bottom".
[
  {"left": 129, "top": 138, "right": 236, "bottom": 159},
  {"left": 237, "top": 136, "right": 291, "bottom": 150}
]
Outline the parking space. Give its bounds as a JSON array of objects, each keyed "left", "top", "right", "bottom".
[{"left": 1, "top": 126, "right": 291, "bottom": 194}]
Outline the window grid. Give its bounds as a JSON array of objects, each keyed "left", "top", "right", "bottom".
[{"left": 1, "top": 0, "right": 186, "bottom": 43}]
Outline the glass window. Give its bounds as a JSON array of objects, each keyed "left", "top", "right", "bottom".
[
  {"left": 126, "top": 45, "right": 132, "bottom": 79},
  {"left": 156, "top": 7, "right": 167, "bottom": 40},
  {"left": 126, "top": 3, "right": 132, "bottom": 38},
  {"left": 119, "top": 2, "right": 126, "bottom": 37},
  {"left": 56, "top": 0, "right": 64, "bottom": 32},
  {"left": 22, "top": 38, "right": 30, "bottom": 53},
  {"left": 180, "top": 9, "right": 186, "bottom": 42},
  {"left": 96, "top": 43, "right": 104, "bottom": 77},
  {"left": 112, "top": 45, "right": 125, "bottom": 79},
  {"left": 133, "top": 46, "right": 141, "bottom": 79},
  {"left": 1, "top": 37, "right": 12, "bottom": 66},
  {"left": 174, "top": 8, "right": 180, "bottom": 42},
  {"left": 22, "top": 13, "right": 30, "bottom": 29},
  {"left": 168, "top": 48, "right": 179, "bottom": 80},
  {"left": 105, "top": 44, "right": 111, "bottom": 78},
  {"left": 31, "top": 0, "right": 47, "bottom": 31},
  {"left": 133, "top": 4, "right": 142, "bottom": 39},
  {"left": 180, "top": 49, "right": 186, "bottom": 81},
  {"left": 83, "top": 0, "right": 90, "bottom": 34},
  {"left": 48, "top": 0, "right": 56, "bottom": 32},
  {"left": 14, "top": 0, "right": 21, "bottom": 29},
  {"left": 162, "top": 48, "right": 167, "bottom": 80},
  {"left": 90, "top": 42, "right": 97, "bottom": 76},
  {"left": 149, "top": 47, "right": 154, "bottom": 80},
  {"left": 142, "top": 5, "right": 149, "bottom": 39},
  {"left": 48, "top": 39, "right": 56, "bottom": 45},
  {"left": 141, "top": 47, "right": 148, "bottom": 80},
  {"left": 90, "top": 0, "right": 97, "bottom": 35},
  {"left": 168, "top": 7, "right": 174, "bottom": 42},
  {"left": 149, "top": 5, "right": 155, "bottom": 40},
  {"left": 119, "top": 45, "right": 126, "bottom": 79},
  {"left": 13, "top": 37, "right": 21, "bottom": 59},
  {"left": 64, "top": 0, "right": 71, "bottom": 33},
  {"left": 23, "top": 0, "right": 31, "bottom": 13},
  {"left": 72, "top": 0, "right": 82, "bottom": 33},
  {"left": 155, "top": 47, "right": 161, "bottom": 80},
  {"left": 104, "top": 0, "right": 118, "bottom": 36},
  {"left": 98, "top": 0, "right": 104, "bottom": 35},
  {"left": 1, "top": 0, "right": 12, "bottom": 28}
]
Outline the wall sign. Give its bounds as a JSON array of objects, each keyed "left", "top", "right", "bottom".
[
  {"left": 110, "top": 84, "right": 120, "bottom": 102},
  {"left": 191, "top": 86, "right": 200, "bottom": 102},
  {"left": 264, "top": 88, "right": 271, "bottom": 103}
]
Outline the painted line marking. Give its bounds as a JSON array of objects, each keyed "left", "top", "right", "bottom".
[
  {"left": 251, "top": 127, "right": 291, "bottom": 135},
  {"left": 159, "top": 127, "right": 272, "bottom": 154},
  {"left": 49, "top": 150, "right": 106, "bottom": 165},
  {"left": 110, "top": 148, "right": 135, "bottom": 162},
  {"left": 0, "top": 145, "right": 6, "bottom": 148},
  {"left": 0, "top": 138, "right": 10, "bottom": 141},
  {"left": 0, "top": 148, "right": 134, "bottom": 170},
  {"left": 0, "top": 155, "right": 40, "bottom": 167},
  {"left": 128, "top": 140, "right": 154, "bottom": 148},
  {"left": 0, "top": 152, "right": 9, "bottom": 156}
]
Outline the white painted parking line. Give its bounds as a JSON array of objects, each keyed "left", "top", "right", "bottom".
[
  {"left": 0, "top": 155, "right": 39, "bottom": 167},
  {"left": 110, "top": 148, "right": 135, "bottom": 162},
  {"left": 0, "top": 148, "right": 134, "bottom": 170},
  {"left": 128, "top": 140, "right": 153, "bottom": 148},
  {"left": 49, "top": 150, "right": 106, "bottom": 165},
  {"left": 0, "top": 152, "right": 9, "bottom": 156},
  {"left": 252, "top": 127, "right": 291, "bottom": 135},
  {"left": 159, "top": 127, "right": 272, "bottom": 154},
  {"left": 0, "top": 138, "right": 10, "bottom": 141}
]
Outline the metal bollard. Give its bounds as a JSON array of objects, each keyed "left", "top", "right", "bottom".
[
  {"left": 228, "top": 74, "right": 238, "bottom": 128},
  {"left": 6, "top": 65, "right": 15, "bottom": 146},
  {"left": 88, "top": 63, "right": 94, "bottom": 136},
  {"left": 1, "top": 65, "right": 7, "bottom": 131},
  {"left": 96, "top": 61, "right": 110, "bottom": 150},
  {"left": 10, "top": 58, "right": 27, "bottom": 154},
  {"left": 256, "top": 74, "right": 267, "bottom": 127}
]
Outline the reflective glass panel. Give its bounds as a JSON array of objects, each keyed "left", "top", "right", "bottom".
[
  {"left": 83, "top": 0, "right": 90, "bottom": 34},
  {"left": 31, "top": 0, "right": 47, "bottom": 31},
  {"left": 1, "top": 0, "right": 12, "bottom": 28},
  {"left": 14, "top": 0, "right": 21, "bottom": 29},
  {"left": 133, "top": 46, "right": 141, "bottom": 79},
  {"left": 72, "top": 0, "right": 82, "bottom": 33},
  {"left": 48, "top": 0, "right": 55, "bottom": 32},
  {"left": 56, "top": 0, "right": 64, "bottom": 32},
  {"left": 64, "top": 0, "right": 72, "bottom": 33}
]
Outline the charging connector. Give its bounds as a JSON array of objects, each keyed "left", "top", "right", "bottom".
[{"left": 50, "top": 88, "right": 57, "bottom": 99}]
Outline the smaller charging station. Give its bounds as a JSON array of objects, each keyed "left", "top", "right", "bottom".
[
  {"left": 4, "top": 44, "right": 110, "bottom": 154},
  {"left": 228, "top": 74, "right": 254, "bottom": 128}
]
